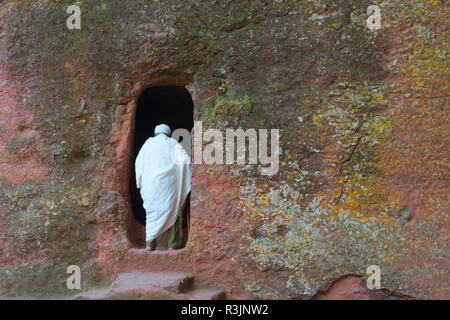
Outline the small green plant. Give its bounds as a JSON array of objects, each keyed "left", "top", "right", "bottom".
[
  {"left": 218, "top": 81, "right": 227, "bottom": 94},
  {"left": 199, "top": 94, "right": 252, "bottom": 125}
]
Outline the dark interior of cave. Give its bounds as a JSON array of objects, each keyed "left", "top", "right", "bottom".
[{"left": 130, "top": 85, "right": 194, "bottom": 247}]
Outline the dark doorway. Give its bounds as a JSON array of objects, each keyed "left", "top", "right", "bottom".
[{"left": 130, "top": 86, "right": 194, "bottom": 247}]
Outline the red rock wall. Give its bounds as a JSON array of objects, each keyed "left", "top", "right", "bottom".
[{"left": 0, "top": 0, "right": 448, "bottom": 299}]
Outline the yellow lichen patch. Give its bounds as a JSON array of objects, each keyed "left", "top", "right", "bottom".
[
  {"left": 378, "top": 0, "right": 450, "bottom": 220},
  {"left": 310, "top": 84, "right": 396, "bottom": 221}
]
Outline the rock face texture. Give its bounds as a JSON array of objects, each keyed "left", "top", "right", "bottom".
[{"left": 0, "top": 0, "right": 448, "bottom": 299}]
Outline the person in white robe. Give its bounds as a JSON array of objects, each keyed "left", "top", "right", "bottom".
[{"left": 135, "top": 124, "right": 191, "bottom": 250}]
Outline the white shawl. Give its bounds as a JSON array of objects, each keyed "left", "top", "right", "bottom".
[{"left": 135, "top": 134, "right": 191, "bottom": 242}]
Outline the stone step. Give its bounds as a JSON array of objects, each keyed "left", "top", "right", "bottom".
[
  {"left": 74, "top": 271, "right": 225, "bottom": 300},
  {"left": 182, "top": 288, "right": 226, "bottom": 300}
]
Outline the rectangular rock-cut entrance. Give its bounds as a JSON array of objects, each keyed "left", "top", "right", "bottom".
[{"left": 129, "top": 85, "right": 194, "bottom": 250}]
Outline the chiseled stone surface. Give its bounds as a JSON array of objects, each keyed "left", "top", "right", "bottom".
[
  {"left": 0, "top": 0, "right": 448, "bottom": 299},
  {"left": 74, "top": 271, "right": 224, "bottom": 300}
]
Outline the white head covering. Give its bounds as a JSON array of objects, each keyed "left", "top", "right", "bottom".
[{"left": 154, "top": 124, "right": 172, "bottom": 136}]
